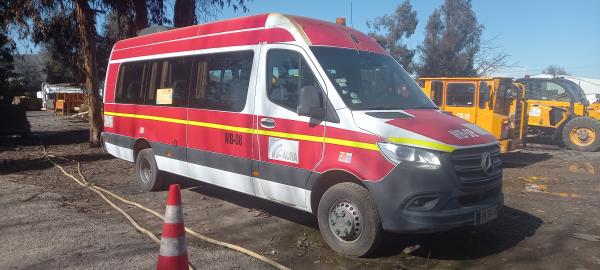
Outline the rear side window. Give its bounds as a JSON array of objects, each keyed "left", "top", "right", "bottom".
[
  {"left": 189, "top": 51, "right": 253, "bottom": 112},
  {"left": 430, "top": 81, "right": 443, "bottom": 107},
  {"left": 267, "top": 49, "right": 320, "bottom": 111},
  {"left": 446, "top": 83, "right": 475, "bottom": 107},
  {"left": 146, "top": 57, "right": 193, "bottom": 107},
  {"left": 479, "top": 81, "right": 491, "bottom": 109},
  {"left": 115, "top": 61, "right": 147, "bottom": 104}
]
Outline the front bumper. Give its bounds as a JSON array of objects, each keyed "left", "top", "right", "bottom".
[{"left": 364, "top": 162, "right": 503, "bottom": 233}]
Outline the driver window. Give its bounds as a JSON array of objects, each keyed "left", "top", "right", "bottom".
[
  {"left": 446, "top": 83, "right": 475, "bottom": 107},
  {"left": 479, "top": 81, "right": 491, "bottom": 109},
  {"left": 267, "top": 49, "right": 320, "bottom": 111},
  {"left": 544, "top": 81, "right": 570, "bottom": 102}
]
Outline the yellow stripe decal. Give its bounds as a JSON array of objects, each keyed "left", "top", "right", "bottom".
[
  {"left": 388, "top": 137, "right": 455, "bottom": 153},
  {"left": 104, "top": 111, "right": 380, "bottom": 151}
]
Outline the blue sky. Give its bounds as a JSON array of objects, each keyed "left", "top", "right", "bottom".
[
  {"left": 214, "top": 0, "right": 600, "bottom": 78},
  {"left": 13, "top": 0, "right": 600, "bottom": 78}
]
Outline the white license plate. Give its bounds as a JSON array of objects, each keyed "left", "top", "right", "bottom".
[{"left": 474, "top": 206, "right": 498, "bottom": 225}]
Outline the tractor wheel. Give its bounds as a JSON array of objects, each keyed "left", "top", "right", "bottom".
[{"left": 562, "top": 117, "right": 600, "bottom": 152}]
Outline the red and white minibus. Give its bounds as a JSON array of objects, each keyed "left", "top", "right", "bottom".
[{"left": 102, "top": 13, "right": 503, "bottom": 256}]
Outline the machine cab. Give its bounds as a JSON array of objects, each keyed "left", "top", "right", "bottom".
[{"left": 419, "top": 77, "right": 527, "bottom": 153}]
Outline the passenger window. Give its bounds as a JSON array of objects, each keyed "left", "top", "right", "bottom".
[
  {"left": 190, "top": 51, "right": 253, "bottom": 112},
  {"left": 479, "top": 81, "right": 491, "bottom": 109},
  {"left": 146, "top": 57, "right": 193, "bottom": 107},
  {"left": 446, "top": 83, "right": 475, "bottom": 107},
  {"left": 267, "top": 49, "right": 320, "bottom": 111},
  {"left": 431, "top": 81, "right": 443, "bottom": 107},
  {"left": 116, "top": 61, "right": 147, "bottom": 104}
]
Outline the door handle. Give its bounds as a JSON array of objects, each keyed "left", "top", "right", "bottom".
[{"left": 260, "top": 118, "right": 276, "bottom": 129}]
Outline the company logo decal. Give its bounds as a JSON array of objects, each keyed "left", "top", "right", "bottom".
[
  {"left": 481, "top": 152, "right": 494, "bottom": 176},
  {"left": 268, "top": 137, "right": 299, "bottom": 164}
]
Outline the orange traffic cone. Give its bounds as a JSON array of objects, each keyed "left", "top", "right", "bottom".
[{"left": 157, "top": 184, "right": 189, "bottom": 270}]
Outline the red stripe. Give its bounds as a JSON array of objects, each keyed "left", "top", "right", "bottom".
[
  {"left": 166, "top": 184, "right": 182, "bottom": 206},
  {"left": 161, "top": 223, "right": 185, "bottom": 238},
  {"left": 115, "top": 14, "right": 269, "bottom": 50},
  {"left": 156, "top": 253, "right": 189, "bottom": 270},
  {"left": 111, "top": 28, "right": 294, "bottom": 60}
]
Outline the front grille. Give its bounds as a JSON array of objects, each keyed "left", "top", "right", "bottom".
[{"left": 451, "top": 145, "right": 502, "bottom": 188}]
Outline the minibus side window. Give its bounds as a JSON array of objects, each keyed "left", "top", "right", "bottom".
[
  {"left": 189, "top": 51, "right": 253, "bottom": 112},
  {"left": 479, "top": 81, "right": 491, "bottom": 109},
  {"left": 267, "top": 50, "right": 320, "bottom": 112},
  {"left": 431, "top": 81, "right": 443, "bottom": 107},
  {"left": 446, "top": 83, "right": 475, "bottom": 107},
  {"left": 144, "top": 57, "right": 192, "bottom": 107},
  {"left": 115, "top": 61, "right": 147, "bottom": 104}
]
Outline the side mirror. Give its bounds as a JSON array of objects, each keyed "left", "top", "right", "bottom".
[{"left": 297, "top": 86, "right": 325, "bottom": 118}]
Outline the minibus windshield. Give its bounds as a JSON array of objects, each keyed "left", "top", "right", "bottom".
[{"left": 311, "top": 47, "right": 436, "bottom": 110}]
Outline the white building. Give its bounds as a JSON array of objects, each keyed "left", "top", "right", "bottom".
[{"left": 531, "top": 74, "right": 600, "bottom": 103}]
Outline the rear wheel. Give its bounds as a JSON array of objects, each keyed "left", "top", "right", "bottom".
[
  {"left": 317, "top": 182, "right": 382, "bottom": 257},
  {"left": 135, "top": 148, "right": 166, "bottom": 191},
  {"left": 562, "top": 117, "right": 600, "bottom": 152}
]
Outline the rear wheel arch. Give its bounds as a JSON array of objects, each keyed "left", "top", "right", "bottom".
[
  {"left": 133, "top": 138, "right": 152, "bottom": 160},
  {"left": 310, "top": 170, "right": 367, "bottom": 214}
]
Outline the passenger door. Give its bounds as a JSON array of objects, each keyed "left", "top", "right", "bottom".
[
  {"left": 252, "top": 45, "right": 326, "bottom": 209},
  {"left": 186, "top": 50, "right": 257, "bottom": 195},
  {"left": 444, "top": 82, "right": 478, "bottom": 123}
]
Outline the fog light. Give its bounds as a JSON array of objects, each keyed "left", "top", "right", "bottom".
[{"left": 406, "top": 196, "right": 440, "bottom": 211}]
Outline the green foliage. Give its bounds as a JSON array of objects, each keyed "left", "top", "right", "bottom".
[
  {"left": 367, "top": 0, "right": 418, "bottom": 73},
  {"left": 417, "top": 0, "right": 483, "bottom": 77}
]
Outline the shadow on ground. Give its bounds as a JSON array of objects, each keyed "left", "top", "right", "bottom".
[
  {"left": 163, "top": 174, "right": 318, "bottom": 229},
  {"left": 501, "top": 151, "right": 553, "bottom": 168},
  {"left": 0, "top": 152, "right": 114, "bottom": 174},
  {"left": 376, "top": 206, "right": 542, "bottom": 260},
  {"left": 0, "top": 129, "right": 89, "bottom": 149}
]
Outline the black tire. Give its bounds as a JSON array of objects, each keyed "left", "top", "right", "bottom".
[
  {"left": 317, "top": 182, "right": 382, "bottom": 257},
  {"left": 135, "top": 148, "right": 166, "bottom": 191},
  {"left": 561, "top": 117, "right": 600, "bottom": 152}
]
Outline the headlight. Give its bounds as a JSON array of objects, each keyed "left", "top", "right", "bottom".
[{"left": 378, "top": 142, "right": 441, "bottom": 169}]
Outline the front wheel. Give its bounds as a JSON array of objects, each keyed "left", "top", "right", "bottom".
[
  {"left": 562, "top": 117, "right": 600, "bottom": 152},
  {"left": 317, "top": 182, "right": 383, "bottom": 257}
]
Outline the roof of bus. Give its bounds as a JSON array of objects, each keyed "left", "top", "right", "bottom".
[
  {"left": 110, "top": 13, "right": 386, "bottom": 62},
  {"left": 419, "top": 77, "right": 514, "bottom": 81}
]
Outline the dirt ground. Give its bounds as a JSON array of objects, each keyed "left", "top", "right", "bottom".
[{"left": 1, "top": 111, "right": 599, "bottom": 270}]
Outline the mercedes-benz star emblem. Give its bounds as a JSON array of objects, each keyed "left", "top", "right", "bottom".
[{"left": 481, "top": 152, "right": 494, "bottom": 176}]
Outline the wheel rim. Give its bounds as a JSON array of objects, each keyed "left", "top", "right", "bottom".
[
  {"left": 139, "top": 157, "right": 152, "bottom": 184},
  {"left": 328, "top": 200, "right": 362, "bottom": 243},
  {"left": 570, "top": 126, "right": 596, "bottom": 147}
]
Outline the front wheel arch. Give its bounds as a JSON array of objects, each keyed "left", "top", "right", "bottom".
[{"left": 310, "top": 170, "right": 367, "bottom": 215}]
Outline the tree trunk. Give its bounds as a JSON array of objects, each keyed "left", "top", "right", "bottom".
[
  {"left": 133, "top": 0, "right": 148, "bottom": 33},
  {"left": 174, "top": 0, "right": 196, "bottom": 27},
  {"left": 75, "top": 0, "right": 103, "bottom": 147}
]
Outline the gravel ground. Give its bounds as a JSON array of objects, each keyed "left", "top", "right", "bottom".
[{"left": 1, "top": 111, "right": 599, "bottom": 270}]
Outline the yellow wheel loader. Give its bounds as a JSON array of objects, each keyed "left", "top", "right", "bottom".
[{"left": 516, "top": 77, "right": 600, "bottom": 152}]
